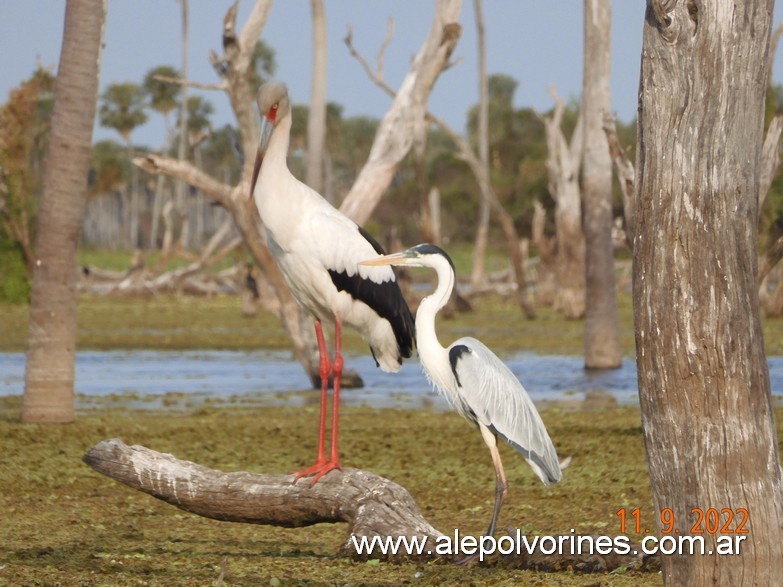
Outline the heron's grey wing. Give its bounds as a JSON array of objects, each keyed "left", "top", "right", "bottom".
[{"left": 450, "top": 338, "right": 562, "bottom": 484}]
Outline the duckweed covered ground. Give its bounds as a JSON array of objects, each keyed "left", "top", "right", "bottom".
[{"left": 0, "top": 396, "right": 663, "bottom": 586}]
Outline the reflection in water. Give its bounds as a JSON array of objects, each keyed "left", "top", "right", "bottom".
[{"left": 2, "top": 350, "right": 783, "bottom": 411}]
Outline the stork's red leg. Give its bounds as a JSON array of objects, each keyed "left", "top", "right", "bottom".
[
  {"left": 293, "top": 319, "right": 330, "bottom": 481},
  {"left": 309, "top": 316, "right": 344, "bottom": 485}
]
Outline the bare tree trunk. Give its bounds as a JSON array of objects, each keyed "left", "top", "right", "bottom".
[
  {"left": 531, "top": 200, "right": 557, "bottom": 306},
  {"left": 428, "top": 186, "right": 441, "bottom": 245},
  {"left": 542, "top": 90, "right": 585, "bottom": 319},
  {"left": 176, "top": 0, "right": 190, "bottom": 250},
  {"left": 582, "top": 0, "right": 620, "bottom": 368},
  {"left": 127, "top": 140, "right": 140, "bottom": 249},
  {"left": 339, "top": 0, "right": 462, "bottom": 225},
  {"left": 23, "top": 0, "right": 106, "bottom": 423},
  {"left": 634, "top": 2, "right": 783, "bottom": 584},
  {"left": 306, "top": 0, "right": 327, "bottom": 197},
  {"left": 470, "top": 0, "right": 490, "bottom": 290}
]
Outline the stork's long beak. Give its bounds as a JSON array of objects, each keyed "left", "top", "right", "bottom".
[
  {"left": 359, "top": 251, "right": 411, "bottom": 267},
  {"left": 248, "top": 116, "right": 275, "bottom": 201}
]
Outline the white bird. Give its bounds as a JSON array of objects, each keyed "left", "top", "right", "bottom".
[
  {"left": 362, "top": 244, "right": 562, "bottom": 539},
  {"left": 249, "top": 81, "right": 415, "bottom": 484}
]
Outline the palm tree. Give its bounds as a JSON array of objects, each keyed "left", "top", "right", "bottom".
[
  {"left": 143, "top": 65, "right": 181, "bottom": 140},
  {"left": 23, "top": 0, "right": 106, "bottom": 423},
  {"left": 144, "top": 66, "right": 181, "bottom": 248},
  {"left": 98, "top": 82, "right": 147, "bottom": 248}
]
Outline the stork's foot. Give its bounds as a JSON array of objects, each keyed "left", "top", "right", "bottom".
[{"left": 292, "top": 459, "right": 342, "bottom": 486}]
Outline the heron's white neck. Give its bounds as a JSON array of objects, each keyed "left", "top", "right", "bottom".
[{"left": 415, "top": 255, "right": 455, "bottom": 358}]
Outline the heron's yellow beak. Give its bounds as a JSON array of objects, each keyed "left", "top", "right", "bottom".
[
  {"left": 359, "top": 251, "right": 410, "bottom": 267},
  {"left": 249, "top": 117, "right": 275, "bottom": 201}
]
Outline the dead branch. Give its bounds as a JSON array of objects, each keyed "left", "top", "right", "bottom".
[
  {"left": 83, "top": 439, "right": 443, "bottom": 562},
  {"left": 134, "top": 155, "right": 233, "bottom": 207},
  {"left": 344, "top": 16, "right": 533, "bottom": 317},
  {"left": 83, "top": 438, "right": 649, "bottom": 571},
  {"left": 338, "top": 0, "right": 463, "bottom": 225},
  {"left": 602, "top": 112, "right": 635, "bottom": 249},
  {"left": 427, "top": 111, "right": 536, "bottom": 318},
  {"left": 760, "top": 115, "right": 783, "bottom": 211},
  {"left": 152, "top": 74, "right": 226, "bottom": 92}
]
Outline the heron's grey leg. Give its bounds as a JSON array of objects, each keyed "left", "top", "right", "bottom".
[
  {"left": 480, "top": 423, "right": 508, "bottom": 538},
  {"left": 455, "top": 424, "right": 507, "bottom": 566}
]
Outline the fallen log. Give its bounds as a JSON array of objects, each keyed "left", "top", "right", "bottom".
[{"left": 83, "top": 439, "right": 653, "bottom": 572}]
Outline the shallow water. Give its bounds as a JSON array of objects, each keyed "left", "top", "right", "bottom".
[{"left": 2, "top": 350, "right": 783, "bottom": 411}]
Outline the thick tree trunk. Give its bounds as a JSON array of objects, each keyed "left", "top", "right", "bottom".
[
  {"left": 84, "top": 438, "right": 649, "bottom": 571},
  {"left": 634, "top": 2, "right": 783, "bottom": 584},
  {"left": 22, "top": 0, "right": 106, "bottom": 423},
  {"left": 582, "top": 0, "right": 620, "bottom": 369}
]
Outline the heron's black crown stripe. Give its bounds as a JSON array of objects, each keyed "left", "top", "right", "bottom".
[
  {"left": 448, "top": 344, "right": 470, "bottom": 387},
  {"left": 327, "top": 227, "right": 415, "bottom": 361},
  {"left": 411, "top": 243, "right": 455, "bottom": 272}
]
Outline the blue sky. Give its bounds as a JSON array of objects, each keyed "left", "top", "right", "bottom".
[{"left": 3, "top": 1, "right": 783, "bottom": 148}]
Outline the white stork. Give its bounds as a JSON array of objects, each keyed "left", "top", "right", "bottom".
[
  {"left": 249, "top": 81, "right": 415, "bottom": 484},
  {"left": 363, "top": 244, "right": 562, "bottom": 546}
]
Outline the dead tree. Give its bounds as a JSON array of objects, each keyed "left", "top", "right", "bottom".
[
  {"left": 133, "top": 0, "right": 461, "bottom": 387},
  {"left": 83, "top": 438, "right": 649, "bottom": 572},
  {"left": 537, "top": 88, "right": 585, "bottom": 319},
  {"left": 339, "top": 0, "right": 462, "bottom": 225},
  {"left": 469, "top": 0, "right": 491, "bottom": 290},
  {"left": 634, "top": 2, "right": 783, "bottom": 583},
  {"left": 582, "top": 0, "right": 620, "bottom": 369},
  {"left": 344, "top": 19, "right": 535, "bottom": 318}
]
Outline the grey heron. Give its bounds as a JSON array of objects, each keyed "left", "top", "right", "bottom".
[
  {"left": 249, "top": 81, "right": 416, "bottom": 484},
  {"left": 362, "top": 243, "right": 562, "bottom": 539}
]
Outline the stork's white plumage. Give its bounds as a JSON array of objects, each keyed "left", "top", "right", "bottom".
[
  {"left": 362, "top": 244, "right": 561, "bottom": 544},
  {"left": 250, "top": 82, "right": 415, "bottom": 484}
]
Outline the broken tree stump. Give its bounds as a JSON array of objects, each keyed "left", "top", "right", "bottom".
[{"left": 83, "top": 439, "right": 653, "bottom": 571}]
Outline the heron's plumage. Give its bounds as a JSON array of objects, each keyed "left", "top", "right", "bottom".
[{"left": 448, "top": 337, "right": 562, "bottom": 484}]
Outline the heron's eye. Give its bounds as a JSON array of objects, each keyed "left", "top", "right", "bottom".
[{"left": 272, "top": 103, "right": 278, "bottom": 110}]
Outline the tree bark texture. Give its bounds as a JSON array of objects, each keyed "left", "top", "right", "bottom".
[
  {"left": 23, "top": 0, "right": 106, "bottom": 423},
  {"left": 582, "top": 0, "right": 620, "bottom": 369},
  {"left": 633, "top": 2, "right": 783, "bottom": 584},
  {"left": 83, "top": 439, "right": 649, "bottom": 572}
]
